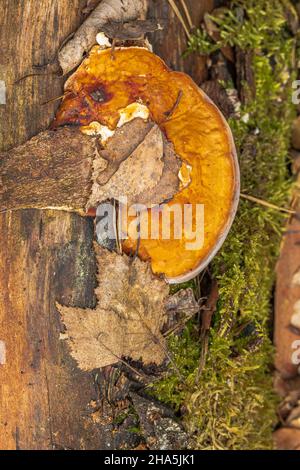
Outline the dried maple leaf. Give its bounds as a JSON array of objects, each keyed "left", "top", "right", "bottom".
[{"left": 57, "top": 244, "right": 169, "bottom": 370}]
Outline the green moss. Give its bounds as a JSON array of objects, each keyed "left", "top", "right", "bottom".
[{"left": 151, "top": 0, "right": 296, "bottom": 450}]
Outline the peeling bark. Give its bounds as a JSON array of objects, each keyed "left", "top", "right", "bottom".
[
  {"left": 0, "top": 127, "right": 96, "bottom": 214},
  {"left": 58, "top": 0, "right": 148, "bottom": 74}
]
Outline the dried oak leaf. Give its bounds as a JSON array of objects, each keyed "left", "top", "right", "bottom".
[
  {"left": 57, "top": 244, "right": 169, "bottom": 370},
  {"left": 89, "top": 119, "right": 181, "bottom": 208}
]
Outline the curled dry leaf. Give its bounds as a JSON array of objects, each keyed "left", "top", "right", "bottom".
[
  {"left": 89, "top": 119, "right": 181, "bottom": 208},
  {"left": 58, "top": 0, "right": 147, "bottom": 74},
  {"left": 165, "top": 287, "right": 199, "bottom": 315},
  {"left": 57, "top": 244, "right": 169, "bottom": 370},
  {"left": 163, "top": 287, "right": 200, "bottom": 335}
]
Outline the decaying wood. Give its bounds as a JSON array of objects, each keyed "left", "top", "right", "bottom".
[
  {"left": 201, "top": 80, "right": 240, "bottom": 119},
  {"left": 58, "top": 0, "right": 148, "bottom": 74},
  {"left": 0, "top": 119, "right": 181, "bottom": 214},
  {"left": 0, "top": 0, "right": 214, "bottom": 450},
  {"left": 147, "top": 0, "right": 215, "bottom": 83},
  {"left": 0, "top": 0, "right": 112, "bottom": 451},
  {"left": 236, "top": 48, "right": 256, "bottom": 104},
  {"left": 274, "top": 196, "right": 300, "bottom": 379},
  {"left": 0, "top": 127, "right": 96, "bottom": 214},
  {"left": 130, "top": 392, "right": 189, "bottom": 450}
]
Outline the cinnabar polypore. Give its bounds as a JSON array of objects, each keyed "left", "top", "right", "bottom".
[{"left": 54, "top": 46, "right": 239, "bottom": 282}]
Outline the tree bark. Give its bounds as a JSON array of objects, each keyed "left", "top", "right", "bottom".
[
  {"left": 148, "top": 0, "right": 214, "bottom": 82},
  {"left": 0, "top": 0, "right": 105, "bottom": 450},
  {"left": 0, "top": 0, "right": 209, "bottom": 450}
]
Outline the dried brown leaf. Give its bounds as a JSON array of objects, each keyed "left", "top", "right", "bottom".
[
  {"left": 88, "top": 119, "right": 181, "bottom": 208},
  {"left": 58, "top": 244, "right": 169, "bottom": 370}
]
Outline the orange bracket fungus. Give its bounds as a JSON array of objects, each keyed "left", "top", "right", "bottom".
[
  {"left": 54, "top": 46, "right": 240, "bottom": 283},
  {"left": 1, "top": 46, "right": 239, "bottom": 283}
]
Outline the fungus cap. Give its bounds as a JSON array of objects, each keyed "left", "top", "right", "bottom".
[{"left": 54, "top": 46, "right": 240, "bottom": 283}]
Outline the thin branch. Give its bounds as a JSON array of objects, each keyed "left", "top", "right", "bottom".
[
  {"left": 97, "top": 335, "right": 148, "bottom": 380},
  {"left": 161, "top": 90, "right": 183, "bottom": 123},
  {"left": 41, "top": 94, "right": 66, "bottom": 105},
  {"left": 240, "top": 192, "right": 296, "bottom": 215}
]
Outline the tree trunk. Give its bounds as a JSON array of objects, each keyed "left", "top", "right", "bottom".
[
  {"left": 0, "top": 0, "right": 104, "bottom": 450},
  {"left": 0, "top": 0, "right": 208, "bottom": 450}
]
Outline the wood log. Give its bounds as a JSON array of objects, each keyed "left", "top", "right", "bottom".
[
  {"left": 148, "top": 0, "right": 214, "bottom": 83},
  {"left": 0, "top": 0, "right": 105, "bottom": 450}
]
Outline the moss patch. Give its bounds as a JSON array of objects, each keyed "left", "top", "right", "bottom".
[{"left": 151, "top": 0, "right": 296, "bottom": 450}]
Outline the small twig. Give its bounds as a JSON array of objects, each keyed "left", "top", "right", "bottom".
[
  {"left": 14, "top": 66, "right": 63, "bottom": 84},
  {"left": 240, "top": 192, "right": 296, "bottom": 215},
  {"left": 131, "top": 211, "right": 141, "bottom": 261},
  {"left": 196, "top": 332, "right": 209, "bottom": 380},
  {"left": 179, "top": 0, "right": 194, "bottom": 29},
  {"left": 41, "top": 94, "right": 67, "bottom": 106},
  {"left": 97, "top": 335, "right": 148, "bottom": 380},
  {"left": 110, "top": 38, "right": 117, "bottom": 60},
  {"left": 161, "top": 90, "right": 183, "bottom": 124},
  {"left": 167, "top": 0, "right": 191, "bottom": 39}
]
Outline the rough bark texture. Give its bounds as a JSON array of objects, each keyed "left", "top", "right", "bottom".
[
  {"left": 275, "top": 191, "right": 300, "bottom": 379},
  {"left": 0, "top": 0, "right": 105, "bottom": 451},
  {"left": 0, "top": 0, "right": 209, "bottom": 450},
  {"left": 148, "top": 0, "right": 214, "bottom": 83},
  {"left": 0, "top": 128, "right": 96, "bottom": 214}
]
